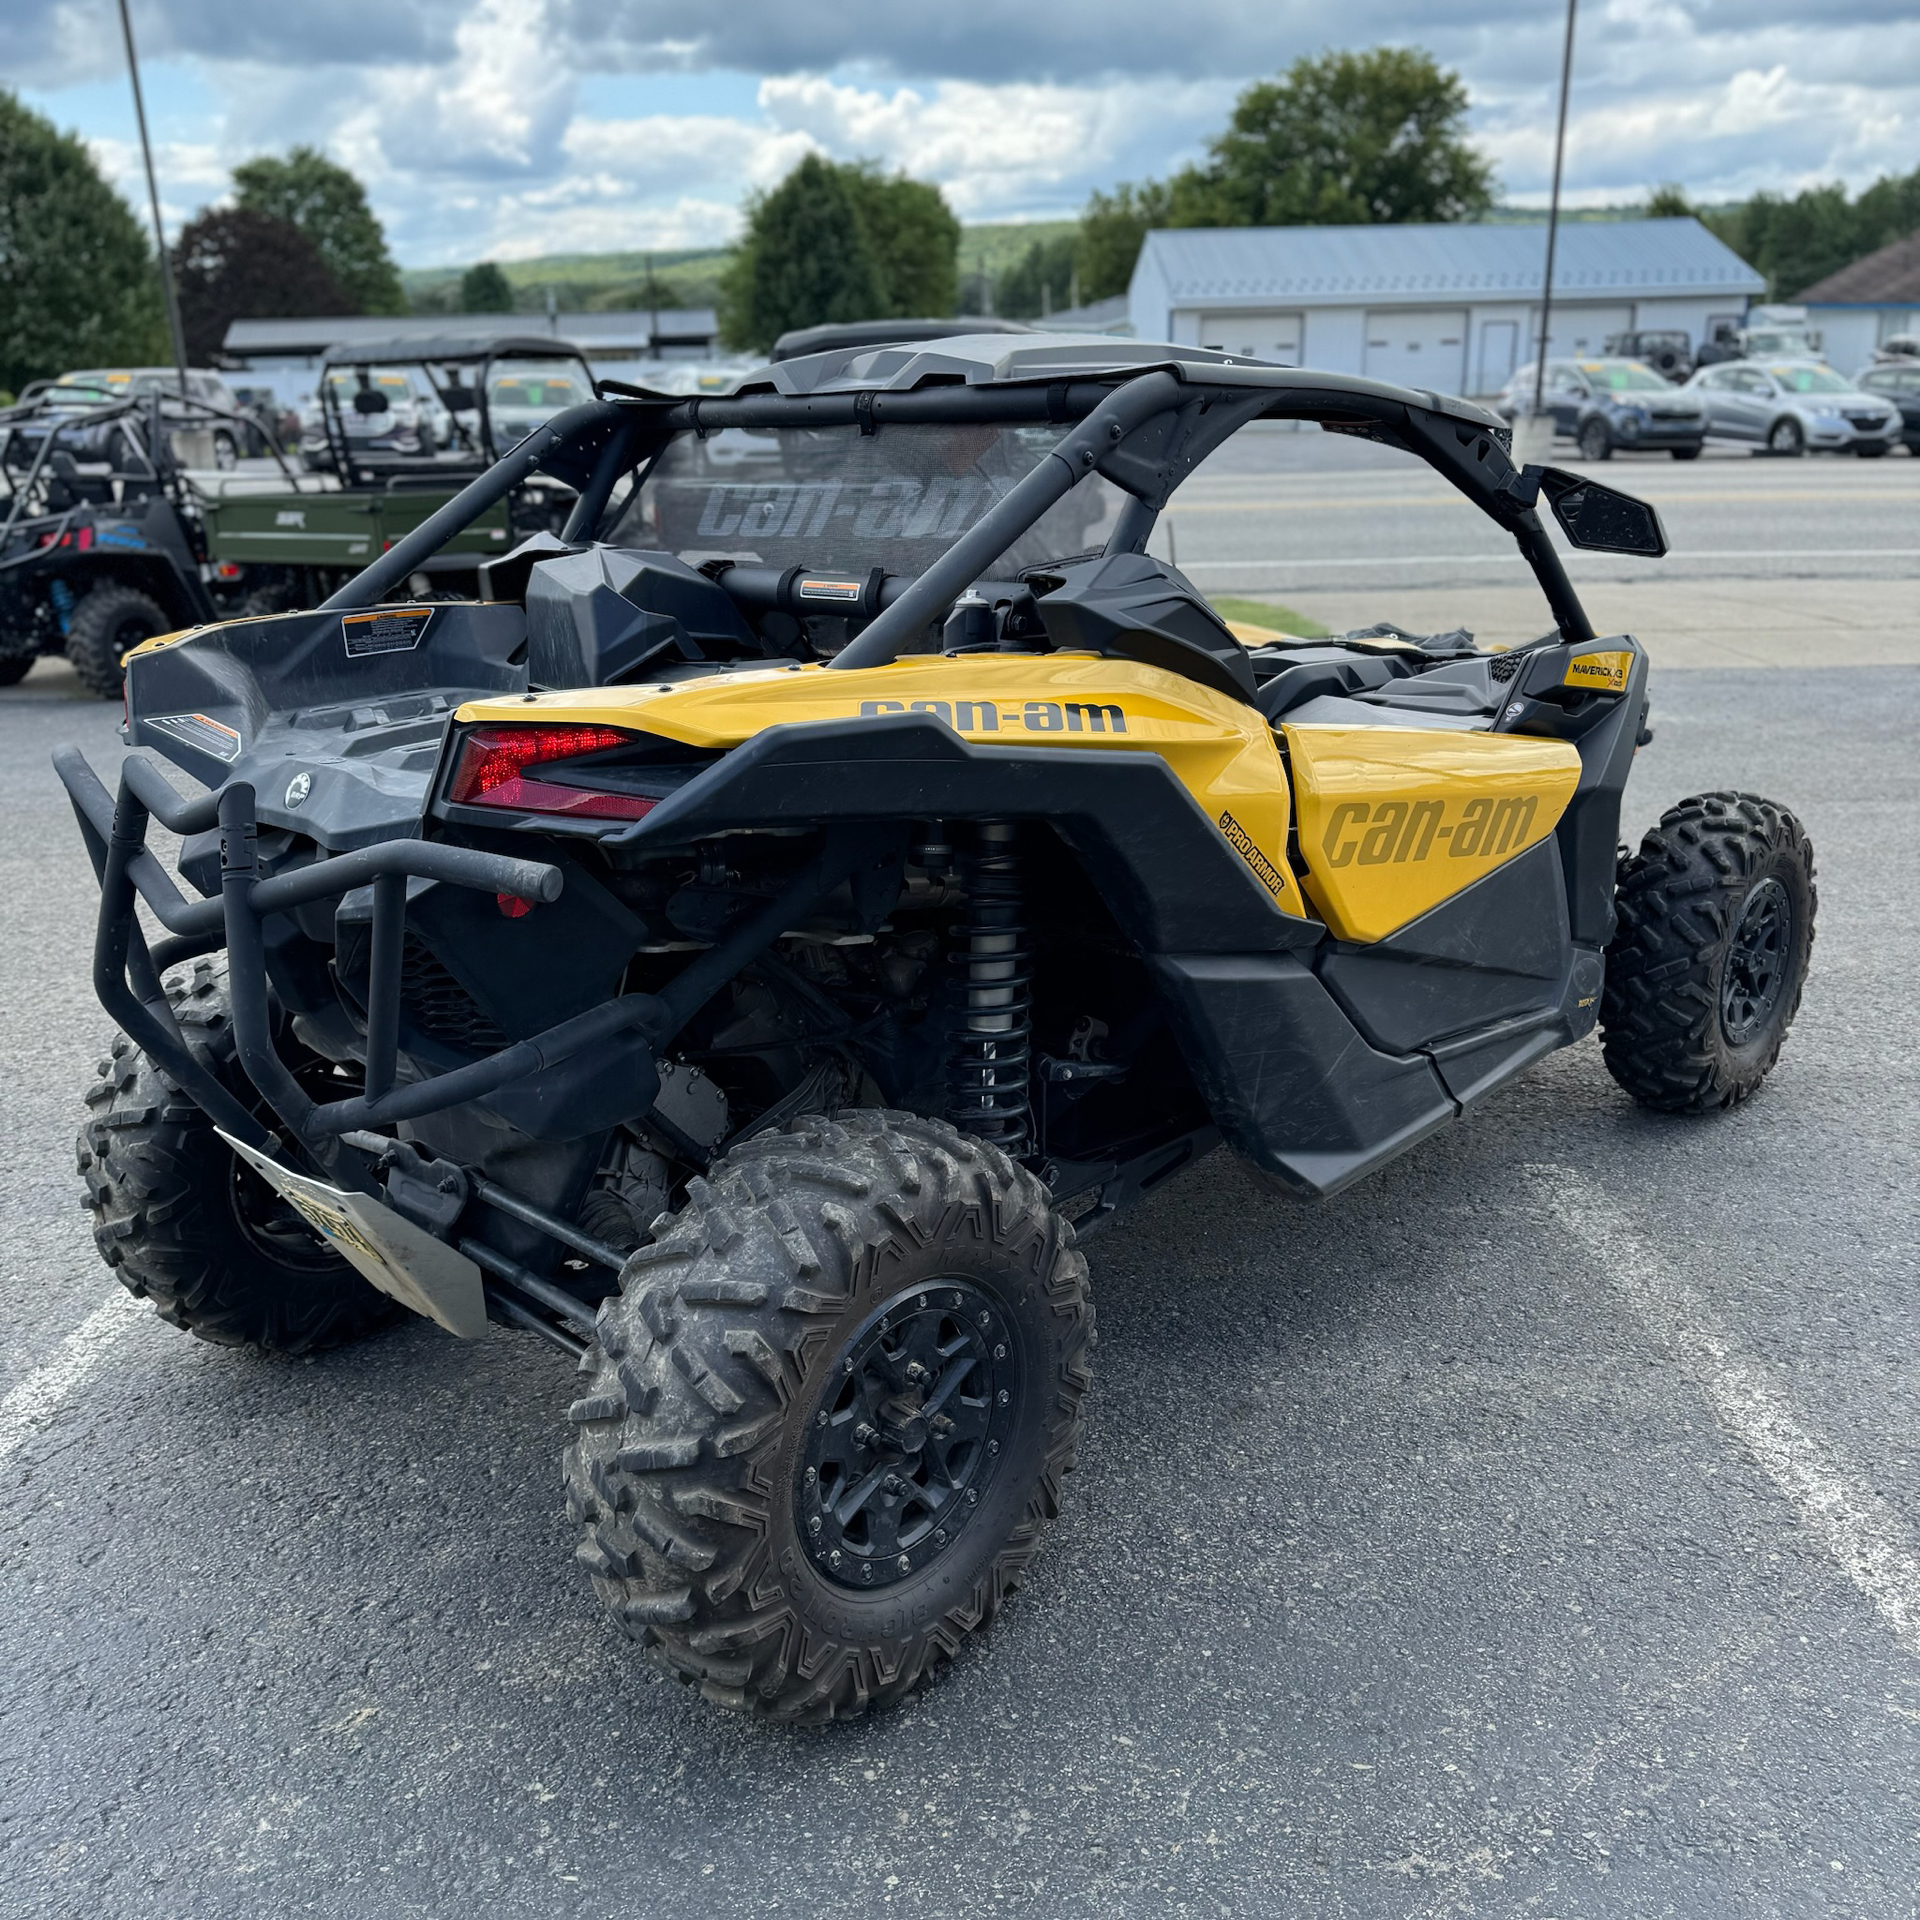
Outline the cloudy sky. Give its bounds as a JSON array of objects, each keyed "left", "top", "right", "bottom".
[{"left": 15, "top": 0, "right": 1920, "bottom": 267}]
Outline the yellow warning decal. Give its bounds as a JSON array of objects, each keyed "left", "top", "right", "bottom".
[{"left": 1563, "top": 649, "right": 1632, "bottom": 694}]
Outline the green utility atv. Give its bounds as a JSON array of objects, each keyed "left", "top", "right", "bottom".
[
  {"left": 198, "top": 334, "right": 597, "bottom": 613},
  {"left": 59, "top": 338, "right": 1815, "bottom": 1722}
]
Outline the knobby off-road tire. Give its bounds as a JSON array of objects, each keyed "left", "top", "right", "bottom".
[
  {"left": 1600, "top": 791, "right": 1816, "bottom": 1113},
  {"left": 65, "top": 583, "right": 168, "bottom": 699},
  {"left": 78, "top": 957, "right": 401, "bottom": 1353},
  {"left": 563, "top": 1110, "right": 1093, "bottom": 1722}
]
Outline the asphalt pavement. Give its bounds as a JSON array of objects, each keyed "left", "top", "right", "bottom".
[{"left": 3, "top": 457, "right": 1919, "bottom": 1918}]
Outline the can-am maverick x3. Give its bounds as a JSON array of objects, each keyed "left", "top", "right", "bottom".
[{"left": 58, "top": 336, "right": 1815, "bottom": 1722}]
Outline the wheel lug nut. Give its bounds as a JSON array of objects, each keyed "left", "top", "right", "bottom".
[
  {"left": 861, "top": 1563, "right": 874, "bottom": 1582},
  {"left": 897, "top": 1555, "right": 911, "bottom": 1574},
  {"left": 988, "top": 1439, "right": 999, "bottom": 1456},
  {"left": 934, "top": 1528, "right": 947, "bottom": 1545},
  {"left": 978, "top": 1311, "right": 991, "bottom": 1328},
  {"left": 966, "top": 1489, "right": 979, "bottom": 1505},
  {"left": 803, "top": 1466, "right": 816, "bottom": 1485},
  {"left": 829, "top": 1549, "right": 842, "bottom": 1567},
  {"left": 884, "top": 1474, "right": 900, "bottom": 1493},
  {"left": 996, "top": 1390, "right": 1009, "bottom": 1406},
  {"left": 993, "top": 1343, "right": 1005, "bottom": 1359},
  {"left": 808, "top": 1515, "right": 821, "bottom": 1534}
]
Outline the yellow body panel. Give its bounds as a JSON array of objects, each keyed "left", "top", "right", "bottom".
[
  {"left": 460, "top": 655, "right": 1312, "bottom": 918},
  {"left": 1283, "top": 724, "right": 1581, "bottom": 943}
]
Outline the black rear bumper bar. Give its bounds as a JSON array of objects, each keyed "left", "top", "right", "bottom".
[{"left": 54, "top": 746, "right": 872, "bottom": 1186}]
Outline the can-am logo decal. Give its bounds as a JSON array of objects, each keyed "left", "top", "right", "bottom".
[
  {"left": 1321, "top": 794, "right": 1541, "bottom": 868},
  {"left": 341, "top": 606, "right": 433, "bottom": 657},
  {"left": 858, "top": 698, "right": 1126, "bottom": 734},
  {"left": 695, "top": 477, "right": 1010, "bottom": 543},
  {"left": 1217, "top": 810, "right": 1289, "bottom": 900},
  {"left": 275, "top": 509, "right": 306, "bottom": 528}
]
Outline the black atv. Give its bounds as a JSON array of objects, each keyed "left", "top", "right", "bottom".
[
  {"left": 0, "top": 384, "right": 290, "bottom": 696},
  {"left": 57, "top": 338, "right": 1816, "bottom": 1722}
]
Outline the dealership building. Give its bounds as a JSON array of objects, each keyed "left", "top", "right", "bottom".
[
  {"left": 1793, "top": 231, "right": 1920, "bottom": 375},
  {"left": 1126, "top": 217, "right": 1765, "bottom": 397}
]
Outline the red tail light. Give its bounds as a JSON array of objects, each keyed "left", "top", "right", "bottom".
[{"left": 447, "top": 723, "right": 657, "bottom": 820}]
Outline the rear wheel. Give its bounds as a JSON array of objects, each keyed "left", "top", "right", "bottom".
[
  {"left": 564, "top": 1110, "right": 1092, "bottom": 1722},
  {"left": 1766, "top": 417, "right": 1805, "bottom": 457},
  {"left": 1856, "top": 442, "right": 1888, "bottom": 458},
  {"left": 211, "top": 429, "right": 239, "bottom": 470},
  {"left": 78, "top": 958, "right": 401, "bottom": 1353},
  {"left": 65, "top": 582, "right": 169, "bottom": 699},
  {"left": 1669, "top": 445, "right": 1702, "bottom": 460},
  {"left": 1577, "top": 418, "right": 1613, "bottom": 461},
  {"left": 1600, "top": 793, "right": 1816, "bottom": 1113}
]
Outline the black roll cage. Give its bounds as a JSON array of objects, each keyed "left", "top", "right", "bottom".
[{"left": 318, "top": 359, "right": 1613, "bottom": 649}]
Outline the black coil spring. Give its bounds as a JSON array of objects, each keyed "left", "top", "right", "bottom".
[{"left": 948, "top": 823, "right": 1032, "bottom": 1155}]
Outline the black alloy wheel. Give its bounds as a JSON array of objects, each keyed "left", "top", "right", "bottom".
[
  {"left": 1719, "top": 875, "right": 1793, "bottom": 1047},
  {"left": 798, "top": 1279, "right": 1019, "bottom": 1590}
]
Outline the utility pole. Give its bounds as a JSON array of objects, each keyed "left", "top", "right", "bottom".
[
  {"left": 1529, "top": 0, "right": 1578, "bottom": 448},
  {"left": 646, "top": 251, "right": 658, "bottom": 360},
  {"left": 116, "top": 0, "right": 190, "bottom": 395}
]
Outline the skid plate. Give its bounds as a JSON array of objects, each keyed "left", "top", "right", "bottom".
[{"left": 220, "top": 1132, "right": 490, "bottom": 1338}]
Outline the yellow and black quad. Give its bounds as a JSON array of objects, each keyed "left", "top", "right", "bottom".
[{"left": 57, "top": 338, "right": 1815, "bottom": 1721}]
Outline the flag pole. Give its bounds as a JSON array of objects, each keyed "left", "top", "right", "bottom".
[
  {"left": 116, "top": 0, "right": 191, "bottom": 395},
  {"left": 1530, "top": 0, "right": 1578, "bottom": 447}
]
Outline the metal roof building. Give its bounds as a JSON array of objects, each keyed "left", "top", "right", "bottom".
[
  {"left": 220, "top": 308, "right": 723, "bottom": 398},
  {"left": 1793, "top": 232, "right": 1920, "bottom": 375},
  {"left": 1128, "top": 217, "right": 1764, "bottom": 397}
]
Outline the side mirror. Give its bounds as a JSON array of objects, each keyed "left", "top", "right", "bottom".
[{"left": 1534, "top": 465, "right": 1668, "bottom": 557}]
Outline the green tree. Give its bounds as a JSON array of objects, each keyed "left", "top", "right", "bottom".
[
  {"left": 173, "top": 207, "right": 350, "bottom": 361},
  {"left": 1074, "top": 182, "right": 1171, "bottom": 302},
  {"left": 845, "top": 163, "right": 960, "bottom": 318},
  {"left": 1068, "top": 49, "right": 1494, "bottom": 301},
  {"left": 0, "top": 91, "right": 166, "bottom": 394},
  {"left": 998, "top": 232, "right": 1078, "bottom": 318},
  {"left": 1645, "top": 183, "right": 1693, "bottom": 218},
  {"left": 1177, "top": 47, "right": 1495, "bottom": 228},
  {"left": 231, "top": 146, "right": 404, "bottom": 314},
  {"left": 718, "top": 154, "right": 959, "bottom": 353},
  {"left": 459, "top": 260, "right": 514, "bottom": 312}
]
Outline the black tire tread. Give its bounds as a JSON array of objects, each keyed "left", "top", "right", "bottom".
[
  {"left": 1600, "top": 790, "right": 1815, "bottom": 1113},
  {"left": 562, "top": 1108, "right": 1091, "bottom": 1723},
  {"left": 76, "top": 956, "right": 400, "bottom": 1353},
  {"left": 65, "top": 582, "right": 167, "bottom": 699}
]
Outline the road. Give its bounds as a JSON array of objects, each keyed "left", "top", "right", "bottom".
[
  {"left": 3, "top": 457, "right": 1919, "bottom": 1917},
  {"left": 1166, "top": 432, "right": 1920, "bottom": 663}
]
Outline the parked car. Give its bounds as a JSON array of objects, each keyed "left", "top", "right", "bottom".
[
  {"left": 1854, "top": 361, "right": 1920, "bottom": 452},
  {"left": 56, "top": 367, "right": 249, "bottom": 468},
  {"left": 1602, "top": 329, "right": 1692, "bottom": 380},
  {"left": 483, "top": 361, "right": 591, "bottom": 444},
  {"left": 1497, "top": 358, "right": 1707, "bottom": 460},
  {"left": 1870, "top": 333, "right": 1920, "bottom": 365},
  {"left": 1686, "top": 360, "right": 1902, "bottom": 456}
]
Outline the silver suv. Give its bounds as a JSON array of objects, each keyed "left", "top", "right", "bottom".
[{"left": 1685, "top": 360, "right": 1902, "bottom": 457}]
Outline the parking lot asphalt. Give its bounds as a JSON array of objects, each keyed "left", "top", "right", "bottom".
[{"left": 4, "top": 458, "right": 1919, "bottom": 1919}]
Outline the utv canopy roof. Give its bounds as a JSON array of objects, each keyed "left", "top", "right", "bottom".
[
  {"left": 319, "top": 334, "right": 591, "bottom": 367},
  {"left": 770, "top": 316, "right": 1036, "bottom": 362},
  {"left": 738, "top": 331, "right": 1509, "bottom": 435}
]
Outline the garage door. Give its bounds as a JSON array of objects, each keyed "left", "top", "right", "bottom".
[
  {"left": 1363, "top": 309, "right": 1468, "bottom": 396},
  {"left": 1529, "top": 304, "right": 1634, "bottom": 359},
  {"left": 1195, "top": 310, "right": 1302, "bottom": 364}
]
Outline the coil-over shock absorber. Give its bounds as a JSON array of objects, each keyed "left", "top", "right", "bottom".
[{"left": 948, "top": 821, "right": 1033, "bottom": 1154}]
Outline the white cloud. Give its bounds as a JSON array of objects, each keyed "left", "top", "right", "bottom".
[{"left": 13, "top": 0, "right": 1918, "bottom": 265}]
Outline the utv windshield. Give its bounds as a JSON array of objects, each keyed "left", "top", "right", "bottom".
[{"left": 611, "top": 421, "right": 1126, "bottom": 577}]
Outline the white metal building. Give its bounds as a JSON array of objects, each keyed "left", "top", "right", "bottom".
[
  {"left": 1128, "top": 218, "right": 1765, "bottom": 397},
  {"left": 1793, "top": 233, "right": 1920, "bottom": 376}
]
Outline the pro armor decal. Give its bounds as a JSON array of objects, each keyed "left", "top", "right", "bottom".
[{"left": 1217, "top": 809, "right": 1289, "bottom": 900}]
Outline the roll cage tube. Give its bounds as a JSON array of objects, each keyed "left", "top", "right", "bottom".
[{"left": 316, "top": 365, "right": 1600, "bottom": 647}]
